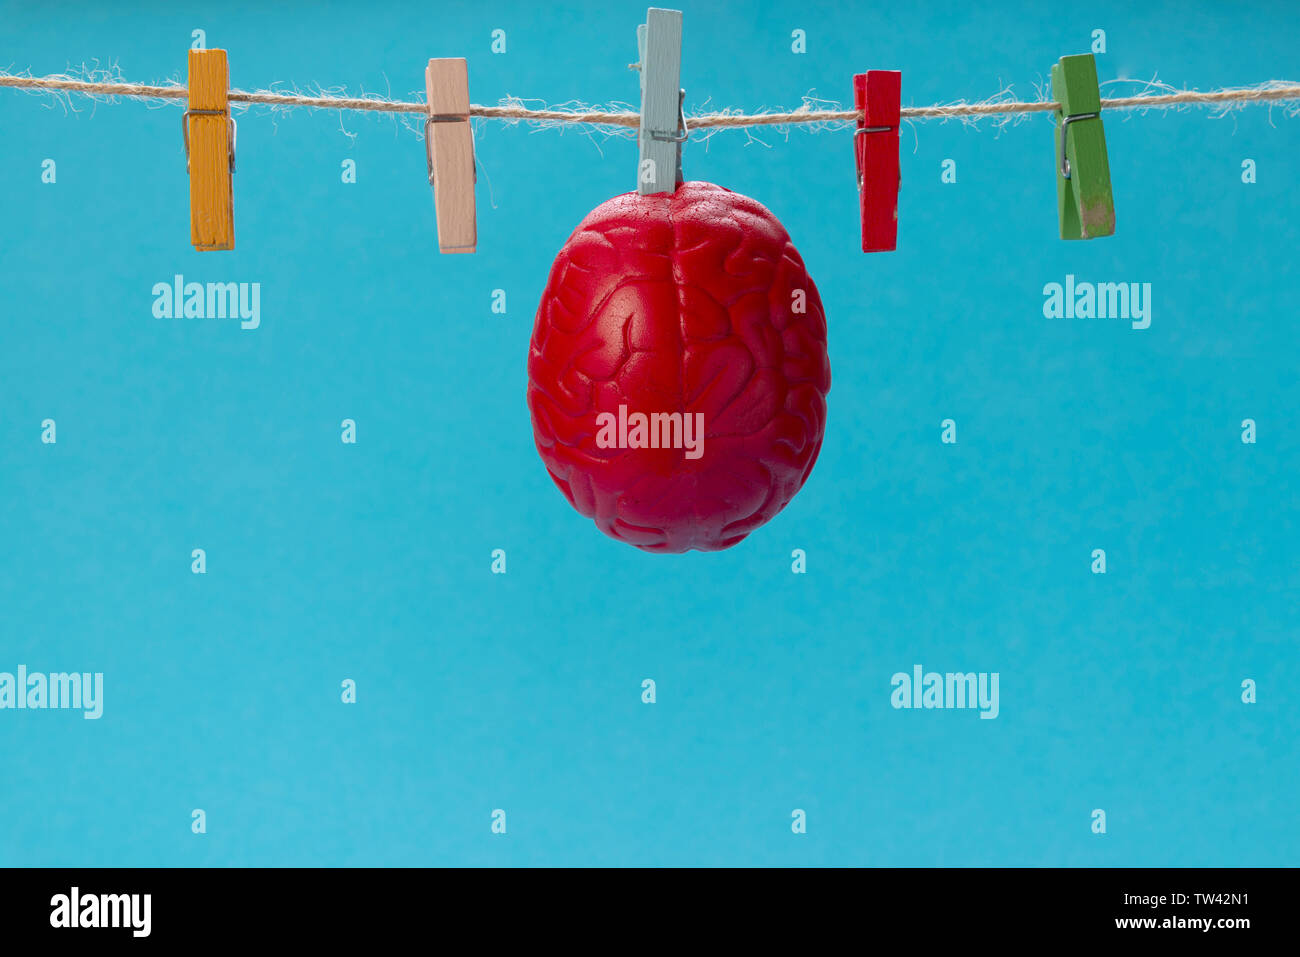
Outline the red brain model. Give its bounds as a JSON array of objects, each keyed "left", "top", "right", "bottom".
[{"left": 526, "top": 181, "right": 831, "bottom": 553}]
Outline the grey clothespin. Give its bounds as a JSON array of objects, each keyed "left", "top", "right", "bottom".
[{"left": 633, "top": 8, "right": 686, "bottom": 195}]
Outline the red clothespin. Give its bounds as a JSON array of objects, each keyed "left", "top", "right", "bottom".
[{"left": 853, "top": 70, "right": 901, "bottom": 252}]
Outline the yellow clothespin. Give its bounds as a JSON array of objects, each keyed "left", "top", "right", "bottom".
[
  {"left": 184, "top": 49, "right": 235, "bottom": 251},
  {"left": 424, "top": 58, "right": 477, "bottom": 254}
]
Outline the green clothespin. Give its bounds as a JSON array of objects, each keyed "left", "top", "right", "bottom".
[{"left": 1052, "top": 53, "right": 1115, "bottom": 240}]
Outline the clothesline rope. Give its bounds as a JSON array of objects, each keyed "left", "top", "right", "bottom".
[{"left": 4, "top": 72, "right": 1300, "bottom": 128}]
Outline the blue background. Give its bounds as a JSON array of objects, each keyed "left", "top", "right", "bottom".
[{"left": 1, "top": 0, "right": 1296, "bottom": 866}]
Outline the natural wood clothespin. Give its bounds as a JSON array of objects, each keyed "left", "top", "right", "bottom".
[
  {"left": 634, "top": 7, "right": 685, "bottom": 195},
  {"left": 854, "top": 70, "right": 901, "bottom": 252},
  {"left": 1052, "top": 53, "right": 1115, "bottom": 240},
  {"left": 425, "top": 58, "right": 477, "bottom": 254},
  {"left": 185, "top": 49, "right": 235, "bottom": 251}
]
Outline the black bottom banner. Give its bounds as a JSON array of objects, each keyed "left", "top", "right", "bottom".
[{"left": 0, "top": 866, "right": 1285, "bottom": 945}]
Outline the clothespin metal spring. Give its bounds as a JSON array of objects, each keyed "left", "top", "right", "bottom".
[
  {"left": 855, "top": 125, "right": 893, "bottom": 189},
  {"left": 425, "top": 114, "right": 477, "bottom": 188},
  {"left": 646, "top": 89, "right": 689, "bottom": 144},
  {"left": 1057, "top": 110, "right": 1098, "bottom": 179}
]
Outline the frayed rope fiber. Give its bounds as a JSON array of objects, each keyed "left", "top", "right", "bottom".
[{"left": 3, "top": 71, "right": 1299, "bottom": 128}]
